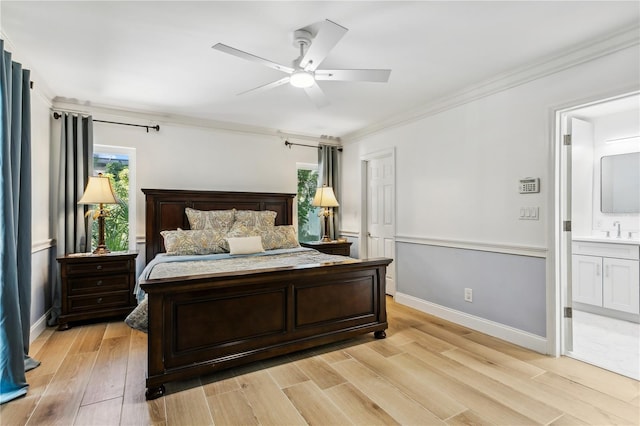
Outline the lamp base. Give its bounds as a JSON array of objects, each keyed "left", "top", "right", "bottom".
[
  {"left": 320, "top": 235, "right": 333, "bottom": 242},
  {"left": 92, "top": 245, "right": 111, "bottom": 255}
]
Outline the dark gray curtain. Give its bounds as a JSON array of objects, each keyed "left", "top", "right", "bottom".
[
  {"left": 0, "top": 39, "right": 40, "bottom": 404},
  {"left": 48, "top": 113, "right": 93, "bottom": 325},
  {"left": 318, "top": 144, "right": 341, "bottom": 240}
]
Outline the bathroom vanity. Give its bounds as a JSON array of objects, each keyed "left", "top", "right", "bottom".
[{"left": 572, "top": 237, "right": 640, "bottom": 319}]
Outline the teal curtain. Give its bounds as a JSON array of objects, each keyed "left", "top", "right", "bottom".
[
  {"left": 0, "top": 39, "right": 40, "bottom": 404},
  {"left": 48, "top": 113, "right": 93, "bottom": 325},
  {"left": 318, "top": 144, "right": 341, "bottom": 240}
]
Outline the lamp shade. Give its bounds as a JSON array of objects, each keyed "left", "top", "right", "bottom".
[
  {"left": 78, "top": 174, "right": 118, "bottom": 205},
  {"left": 312, "top": 186, "right": 339, "bottom": 208}
]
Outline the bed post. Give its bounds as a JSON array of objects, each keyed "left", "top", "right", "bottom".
[
  {"left": 374, "top": 263, "right": 388, "bottom": 339},
  {"left": 145, "top": 291, "right": 165, "bottom": 400}
]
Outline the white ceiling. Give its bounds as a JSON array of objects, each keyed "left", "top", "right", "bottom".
[{"left": 1, "top": 1, "right": 639, "bottom": 138}]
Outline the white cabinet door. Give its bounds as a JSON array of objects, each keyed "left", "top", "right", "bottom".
[
  {"left": 603, "top": 258, "right": 640, "bottom": 314},
  {"left": 572, "top": 255, "right": 603, "bottom": 306}
]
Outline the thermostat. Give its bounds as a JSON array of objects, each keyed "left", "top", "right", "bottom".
[{"left": 519, "top": 177, "right": 540, "bottom": 194}]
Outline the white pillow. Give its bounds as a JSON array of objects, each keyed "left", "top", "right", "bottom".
[{"left": 226, "top": 236, "right": 264, "bottom": 255}]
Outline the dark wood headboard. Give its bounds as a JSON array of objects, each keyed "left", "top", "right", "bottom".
[{"left": 142, "top": 189, "right": 296, "bottom": 263}]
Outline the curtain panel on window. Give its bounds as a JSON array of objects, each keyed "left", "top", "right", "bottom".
[
  {"left": 0, "top": 39, "right": 40, "bottom": 404},
  {"left": 48, "top": 113, "right": 93, "bottom": 325},
  {"left": 318, "top": 144, "right": 341, "bottom": 240}
]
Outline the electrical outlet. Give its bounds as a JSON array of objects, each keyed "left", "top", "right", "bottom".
[{"left": 464, "top": 288, "right": 473, "bottom": 302}]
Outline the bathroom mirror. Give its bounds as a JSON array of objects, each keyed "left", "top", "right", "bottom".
[{"left": 601, "top": 152, "right": 640, "bottom": 213}]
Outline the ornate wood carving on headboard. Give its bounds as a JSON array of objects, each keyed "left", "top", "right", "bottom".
[{"left": 142, "top": 189, "right": 296, "bottom": 263}]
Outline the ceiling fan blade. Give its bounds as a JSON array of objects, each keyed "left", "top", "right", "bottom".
[
  {"left": 304, "top": 82, "right": 330, "bottom": 108},
  {"left": 212, "top": 43, "right": 294, "bottom": 74},
  {"left": 238, "top": 77, "right": 290, "bottom": 96},
  {"left": 299, "top": 20, "right": 348, "bottom": 71},
  {"left": 315, "top": 69, "right": 391, "bottom": 83}
]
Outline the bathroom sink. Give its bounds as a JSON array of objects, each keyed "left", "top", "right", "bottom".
[{"left": 573, "top": 235, "right": 640, "bottom": 245}]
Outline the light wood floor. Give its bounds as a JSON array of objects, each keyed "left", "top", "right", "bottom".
[{"left": 3, "top": 298, "right": 639, "bottom": 425}]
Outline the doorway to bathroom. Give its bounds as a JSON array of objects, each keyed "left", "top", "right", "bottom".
[{"left": 558, "top": 92, "right": 640, "bottom": 380}]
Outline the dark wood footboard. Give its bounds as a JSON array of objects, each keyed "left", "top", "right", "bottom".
[{"left": 141, "top": 257, "right": 391, "bottom": 399}]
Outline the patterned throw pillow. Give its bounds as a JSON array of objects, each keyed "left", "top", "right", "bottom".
[
  {"left": 185, "top": 208, "right": 235, "bottom": 231},
  {"left": 234, "top": 210, "right": 277, "bottom": 229},
  {"left": 224, "top": 223, "right": 299, "bottom": 251},
  {"left": 161, "top": 228, "right": 227, "bottom": 255},
  {"left": 222, "top": 223, "right": 260, "bottom": 251},
  {"left": 260, "top": 225, "right": 300, "bottom": 250}
]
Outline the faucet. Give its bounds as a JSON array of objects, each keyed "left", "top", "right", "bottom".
[{"left": 613, "top": 221, "right": 621, "bottom": 238}]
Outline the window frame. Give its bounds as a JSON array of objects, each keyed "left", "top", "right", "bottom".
[
  {"left": 93, "top": 144, "right": 137, "bottom": 252},
  {"left": 296, "top": 162, "right": 321, "bottom": 243}
]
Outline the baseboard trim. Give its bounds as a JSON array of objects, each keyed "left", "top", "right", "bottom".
[
  {"left": 395, "top": 292, "right": 548, "bottom": 354},
  {"left": 30, "top": 309, "right": 51, "bottom": 342}
]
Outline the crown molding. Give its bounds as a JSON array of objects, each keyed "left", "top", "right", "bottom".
[
  {"left": 343, "top": 24, "right": 640, "bottom": 143},
  {"left": 50, "top": 98, "right": 337, "bottom": 145}
]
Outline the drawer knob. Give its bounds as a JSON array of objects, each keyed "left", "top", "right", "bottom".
[
  {"left": 96, "top": 265, "right": 103, "bottom": 270},
  {"left": 97, "top": 297, "right": 103, "bottom": 304},
  {"left": 96, "top": 280, "right": 103, "bottom": 286}
]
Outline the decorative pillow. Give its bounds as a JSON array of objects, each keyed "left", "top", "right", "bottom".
[
  {"left": 185, "top": 208, "right": 235, "bottom": 231},
  {"left": 226, "top": 236, "right": 264, "bottom": 255},
  {"left": 161, "top": 228, "right": 227, "bottom": 255},
  {"left": 124, "top": 297, "right": 148, "bottom": 333},
  {"left": 234, "top": 210, "right": 277, "bottom": 229},
  {"left": 221, "top": 223, "right": 260, "bottom": 251},
  {"left": 260, "top": 225, "right": 300, "bottom": 250}
]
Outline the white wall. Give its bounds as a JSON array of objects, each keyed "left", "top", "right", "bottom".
[
  {"left": 30, "top": 90, "right": 53, "bottom": 336},
  {"left": 341, "top": 45, "right": 640, "bottom": 351}
]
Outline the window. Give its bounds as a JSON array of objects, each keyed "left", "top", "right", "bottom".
[
  {"left": 297, "top": 164, "right": 320, "bottom": 242},
  {"left": 92, "top": 145, "right": 136, "bottom": 252}
]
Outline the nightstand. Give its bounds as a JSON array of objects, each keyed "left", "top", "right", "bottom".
[
  {"left": 57, "top": 251, "right": 138, "bottom": 330},
  {"left": 300, "top": 240, "right": 352, "bottom": 256}
]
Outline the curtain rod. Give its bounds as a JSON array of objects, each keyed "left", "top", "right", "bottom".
[
  {"left": 284, "top": 140, "right": 342, "bottom": 152},
  {"left": 52, "top": 111, "right": 160, "bottom": 133}
]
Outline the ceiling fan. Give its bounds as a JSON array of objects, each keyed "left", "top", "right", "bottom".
[{"left": 212, "top": 19, "right": 391, "bottom": 107}]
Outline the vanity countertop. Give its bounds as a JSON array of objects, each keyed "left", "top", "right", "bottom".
[{"left": 573, "top": 235, "right": 640, "bottom": 246}]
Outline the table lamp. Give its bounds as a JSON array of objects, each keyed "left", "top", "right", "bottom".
[
  {"left": 312, "top": 186, "right": 339, "bottom": 242},
  {"left": 78, "top": 173, "right": 118, "bottom": 254}
]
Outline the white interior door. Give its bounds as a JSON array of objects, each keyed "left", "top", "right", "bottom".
[
  {"left": 562, "top": 116, "right": 596, "bottom": 354},
  {"left": 560, "top": 115, "right": 574, "bottom": 353},
  {"left": 366, "top": 153, "right": 396, "bottom": 295}
]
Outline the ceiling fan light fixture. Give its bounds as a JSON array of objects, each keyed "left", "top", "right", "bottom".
[{"left": 290, "top": 70, "right": 315, "bottom": 88}]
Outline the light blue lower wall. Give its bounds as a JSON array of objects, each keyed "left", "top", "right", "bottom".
[
  {"left": 30, "top": 247, "right": 52, "bottom": 326},
  {"left": 397, "top": 242, "right": 546, "bottom": 337},
  {"left": 346, "top": 236, "right": 359, "bottom": 259}
]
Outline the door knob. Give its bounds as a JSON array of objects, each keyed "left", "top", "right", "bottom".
[{"left": 367, "top": 232, "right": 372, "bottom": 237}]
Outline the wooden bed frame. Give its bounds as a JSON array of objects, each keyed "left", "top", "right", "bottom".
[{"left": 140, "top": 189, "right": 392, "bottom": 399}]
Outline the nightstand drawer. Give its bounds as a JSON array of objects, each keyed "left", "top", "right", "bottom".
[
  {"left": 317, "top": 246, "right": 350, "bottom": 256},
  {"left": 68, "top": 274, "right": 130, "bottom": 294},
  {"left": 300, "top": 241, "right": 352, "bottom": 257},
  {"left": 66, "top": 259, "right": 131, "bottom": 276},
  {"left": 68, "top": 291, "right": 130, "bottom": 312}
]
